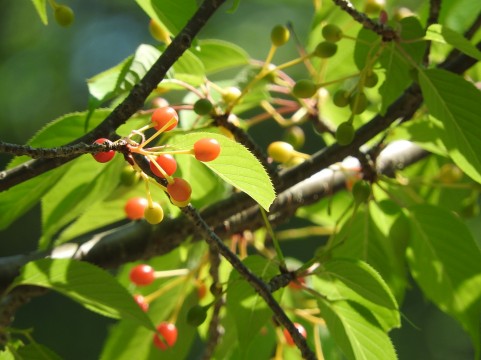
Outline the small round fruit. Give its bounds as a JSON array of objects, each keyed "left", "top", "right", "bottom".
[
  {"left": 149, "top": 19, "right": 170, "bottom": 43},
  {"left": 144, "top": 202, "right": 164, "bottom": 224},
  {"left": 222, "top": 87, "right": 242, "bottom": 105},
  {"left": 54, "top": 5, "right": 74, "bottom": 27},
  {"left": 438, "top": 163, "right": 463, "bottom": 184},
  {"left": 92, "top": 138, "right": 115, "bottom": 163},
  {"left": 120, "top": 166, "right": 140, "bottom": 186},
  {"left": 314, "top": 41, "right": 338, "bottom": 58},
  {"left": 283, "top": 323, "right": 307, "bottom": 347},
  {"left": 134, "top": 294, "right": 149, "bottom": 312},
  {"left": 193, "top": 98, "right": 213, "bottom": 115},
  {"left": 151, "top": 107, "right": 179, "bottom": 131},
  {"left": 333, "top": 89, "right": 350, "bottom": 108},
  {"left": 124, "top": 197, "right": 149, "bottom": 220},
  {"left": 288, "top": 276, "right": 306, "bottom": 290},
  {"left": 194, "top": 138, "right": 221, "bottom": 162},
  {"left": 283, "top": 126, "right": 305, "bottom": 150},
  {"left": 322, "top": 24, "right": 343, "bottom": 42},
  {"left": 150, "top": 154, "right": 177, "bottom": 178},
  {"left": 167, "top": 178, "right": 192, "bottom": 203},
  {"left": 336, "top": 122, "right": 355, "bottom": 146},
  {"left": 349, "top": 92, "right": 368, "bottom": 115},
  {"left": 352, "top": 180, "right": 371, "bottom": 204},
  {"left": 130, "top": 264, "right": 155, "bottom": 286},
  {"left": 364, "top": 72, "right": 379, "bottom": 88},
  {"left": 364, "top": 0, "right": 385, "bottom": 14},
  {"left": 153, "top": 322, "right": 178, "bottom": 350},
  {"left": 292, "top": 79, "right": 317, "bottom": 98},
  {"left": 267, "top": 141, "right": 294, "bottom": 163},
  {"left": 186, "top": 305, "right": 208, "bottom": 326},
  {"left": 271, "top": 25, "right": 290, "bottom": 47}
]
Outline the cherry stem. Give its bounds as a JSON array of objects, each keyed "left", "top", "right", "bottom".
[{"left": 153, "top": 268, "right": 189, "bottom": 278}]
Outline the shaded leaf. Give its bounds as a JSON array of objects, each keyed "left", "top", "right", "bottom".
[
  {"left": 407, "top": 204, "right": 481, "bottom": 353},
  {"left": 419, "top": 68, "right": 481, "bottom": 183},
  {"left": 16, "top": 343, "right": 62, "bottom": 360},
  {"left": 11, "top": 259, "right": 155, "bottom": 331}
]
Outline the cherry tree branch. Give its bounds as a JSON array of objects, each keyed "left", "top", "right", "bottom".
[{"left": 0, "top": 0, "right": 227, "bottom": 192}]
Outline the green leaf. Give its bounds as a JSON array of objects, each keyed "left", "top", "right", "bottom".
[
  {"left": 170, "top": 49, "right": 205, "bottom": 86},
  {"left": 135, "top": 0, "right": 197, "bottom": 36},
  {"left": 16, "top": 343, "right": 62, "bottom": 360},
  {"left": 318, "top": 299, "right": 397, "bottom": 360},
  {"left": 407, "top": 204, "right": 481, "bottom": 354},
  {"left": 378, "top": 17, "right": 426, "bottom": 114},
  {"left": 11, "top": 259, "right": 155, "bottom": 331},
  {"left": 0, "top": 110, "right": 111, "bottom": 230},
  {"left": 39, "top": 154, "right": 125, "bottom": 249},
  {"left": 419, "top": 68, "right": 481, "bottom": 184},
  {"left": 225, "top": 255, "right": 279, "bottom": 358},
  {"left": 314, "top": 258, "right": 399, "bottom": 331},
  {"left": 30, "top": 0, "right": 48, "bottom": 25},
  {"left": 192, "top": 39, "right": 249, "bottom": 74},
  {"left": 425, "top": 24, "right": 481, "bottom": 61},
  {"left": 169, "top": 132, "right": 275, "bottom": 211},
  {"left": 330, "top": 203, "right": 409, "bottom": 304},
  {"left": 87, "top": 45, "right": 160, "bottom": 104}
]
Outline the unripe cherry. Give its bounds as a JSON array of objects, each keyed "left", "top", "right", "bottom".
[
  {"left": 271, "top": 25, "right": 290, "bottom": 46},
  {"left": 336, "top": 122, "right": 355, "bottom": 146},
  {"left": 322, "top": 24, "right": 343, "bottom": 42},
  {"left": 144, "top": 202, "right": 164, "bottom": 224},
  {"left": 267, "top": 141, "right": 294, "bottom": 163},
  {"left": 292, "top": 79, "right": 317, "bottom": 98},
  {"left": 54, "top": 5, "right": 74, "bottom": 27}
]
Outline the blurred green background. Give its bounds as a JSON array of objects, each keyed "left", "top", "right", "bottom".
[{"left": 0, "top": 0, "right": 476, "bottom": 359}]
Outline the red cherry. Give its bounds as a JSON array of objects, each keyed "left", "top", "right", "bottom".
[
  {"left": 197, "top": 282, "right": 207, "bottom": 300},
  {"left": 151, "top": 107, "right": 179, "bottom": 131},
  {"left": 288, "top": 276, "right": 306, "bottom": 290},
  {"left": 92, "top": 138, "right": 115, "bottom": 163},
  {"left": 124, "top": 197, "right": 149, "bottom": 220},
  {"left": 129, "top": 264, "right": 155, "bottom": 286},
  {"left": 133, "top": 294, "right": 149, "bottom": 312},
  {"left": 153, "top": 322, "right": 178, "bottom": 350},
  {"left": 167, "top": 178, "right": 192, "bottom": 203},
  {"left": 283, "top": 323, "right": 307, "bottom": 346},
  {"left": 193, "top": 138, "right": 221, "bottom": 162},
  {"left": 149, "top": 154, "right": 177, "bottom": 178}
]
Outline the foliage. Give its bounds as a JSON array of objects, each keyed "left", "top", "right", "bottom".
[{"left": 1, "top": 0, "right": 481, "bottom": 359}]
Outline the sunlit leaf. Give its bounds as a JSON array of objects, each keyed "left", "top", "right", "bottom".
[
  {"left": 30, "top": 0, "right": 48, "bottom": 25},
  {"left": 11, "top": 259, "right": 156, "bottom": 331},
  {"left": 192, "top": 39, "right": 249, "bottom": 73}
]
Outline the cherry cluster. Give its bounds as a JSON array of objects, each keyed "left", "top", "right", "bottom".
[{"left": 91, "top": 106, "right": 221, "bottom": 225}]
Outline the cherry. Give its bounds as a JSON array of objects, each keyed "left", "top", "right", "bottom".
[
  {"left": 186, "top": 304, "right": 208, "bottom": 326},
  {"left": 92, "top": 138, "right": 115, "bottom": 163},
  {"left": 283, "top": 126, "right": 305, "bottom": 150},
  {"left": 120, "top": 166, "right": 140, "bottom": 186},
  {"left": 333, "top": 89, "right": 350, "bottom": 108},
  {"left": 150, "top": 154, "right": 177, "bottom": 178},
  {"left": 283, "top": 323, "right": 307, "bottom": 346},
  {"left": 167, "top": 178, "right": 192, "bottom": 204},
  {"left": 438, "top": 163, "right": 463, "bottom": 184},
  {"left": 288, "top": 276, "right": 306, "bottom": 290},
  {"left": 352, "top": 180, "right": 371, "bottom": 204},
  {"left": 133, "top": 294, "right": 149, "bottom": 312},
  {"left": 151, "top": 107, "right": 179, "bottom": 131},
  {"left": 54, "top": 5, "right": 74, "bottom": 27},
  {"left": 271, "top": 25, "right": 290, "bottom": 47},
  {"left": 364, "top": 0, "right": 385, "bottom": 14},
  {"left": 124, "top": 197, "right": 149, "bottom": 220},
  {"left": 364, "top": 72, "right": 379, "bottom": 88},
  {"left": 130, "top": 264, "right": 155, "bottom": 286},
  {"left": 149, "top": 19, "right": 170, "bottom": 43},
  {"left": 336, "top": 122, "right": 355, "bottom": 146},
  {"left": 349, "top": 92, "right": 368, "bottom": 115},
  {"left": 193, "top": 98, "right": 213, "bottom": 115},
  {"left": 222, "top": 87, "right": 242, "bottom": 105},
  {"left": 292, "top": 79, "right": 317, "bottom": 98},
  {"left": 267, "top": 141, "right": 294, "bottom": 163},
  {"left": 194, "top": 138, "right": 221, "bottom": 162},
  {"left": 314, "top": 41, "right": 338, "bottom": 58},
  {"left": 322, "top": 24, "right": 343, "bottom": 43},
  {"left": 144, "top": 202, "right": 164, "bottom": 224},
  {"left": 153, "top": 322, "right": 178, "bottom": 350}
]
